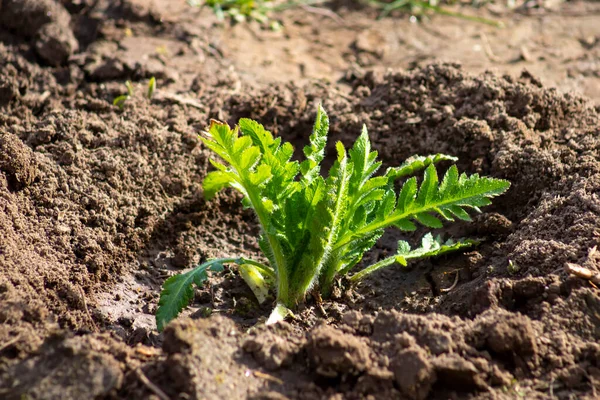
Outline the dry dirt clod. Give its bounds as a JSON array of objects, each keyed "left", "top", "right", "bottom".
[
  {"left": 306, "top": 325, "right": 372, "bottom": 378},
  {"left": 0, "top": 66, "right": 19, "bottom": 106},
  {"left": 391, "top": 347, "right": 436, "bottom": 400},
  {"left": 0, "top": 0, "right": 71, "bottom": 36},
  {"left": 1, "top": 335, "right": 126, "bottom": 399},
  {"left": 243, "top": 324, "right": 304, "bottom": 371},
  {"left": 432, "top": 354, "right": 488, "bottom": 391},
  {"left": 35, "top": 22, "right": 79, "bottom": 66},
  {"left": 0, "top": 0, "right": 78, "bottom": 65},
  {"left": 0, "top": 129, "right": 38, "bottom": 191}
]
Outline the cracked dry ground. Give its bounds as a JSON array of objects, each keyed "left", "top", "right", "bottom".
[{"left": 1, "top": 0, "right": 600, "bottom": 399}]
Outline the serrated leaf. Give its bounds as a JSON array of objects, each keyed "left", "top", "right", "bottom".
[
  {"left": 416, "top": 164, "right": 438, "bottom": 206},
  {"left": 448, "top": 205, "right": 472, "bottom": 221},
  {"left": 397, "top": 177, "right": 418, "bottom": 211},
  {"left": 396, "top": 233, "right": 476, "bottom": 261},
  {"left": 249, "top": 164, "right": 272, "bottom": 186},
  {"left": 239, "top": 118, "right": 275, "bottom": 152},
  {"left": 394, "top": 219, "right": 417, "bottom": 231},
  {"left": 351, "top": 234, "right": 477, "bottom": 282},
  {"left": 301, "top": 105, "right": 329, "bottom": 183},
  {"left": 156, "top": 259, "right": 226, "bottom": 331},
  {"left": 388, "top": 153, "right": 457, "bottom": 180},
  {"left": 335, "top": 163, "right": 510, "bottom": 250},
  {"left": 203, "top": 170, "right": 235, "bottom": 200},
  {"left": 439, "top": 165, "right": 459, "bottom": 196},
  {"left": 379, "top": 190, "right": 396, "bottom": 218},
  {"left": 239, "top": 146, "right": 261, "bottom": 170},
  {"left": 414, "top": 212, "right": 443, "bottom": 228},
  {"left": 209, "top": 158, "right": 228, "bottom": 172}
]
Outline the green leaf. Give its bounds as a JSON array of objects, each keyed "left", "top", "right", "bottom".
[
  {"left": 113, "top": 95, "right": 129, "bottom": 109},
  {"left": 414, "top": 212, "right": 443, "bottom": 228},
  {"left": 125, "top": 80, "right": 134, "bottom": 96},
  {"left": 156, "top": 259, "right": 226, "bottom": 332},
  {"left": 378, "top": 189, "right": 396, "bottom": 218},
  {"left": 351, "top": 234, "right": 476, "bottom": 282},
  {"left": 300, "top": 105, "right": 329, "bottom": 183},
  {"left": 147, "top": 77, "right": 156, "bottom": 99},
  {"left": 396, "top": 233, "right": 476, "bottom": 261},
  {"left": 416, "top": 164, "right": 439, "bottom": 206},
  {"left": 397, "top": 177, "right": 418, "bottom": 211},
  {"left": 394, "top": 219, "right": 417, "bottom": 231},
  {"left": 387, "top": 153, "right": 457, "bottom": 180},
  {"left": 335, "top": 164, "right": 510, "bottom": 250},
  {"left": 239, "top": 118, "right": 276, "bottom": 152},
  {"left": 203, "top": 170, "right": 236, "bottom": 200},
  {"left": 249, "top": 164, "right": 272, "bottom": 186}
]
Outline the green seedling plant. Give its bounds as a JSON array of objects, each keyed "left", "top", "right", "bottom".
[
  {"left": 188, "top": 0, "right": 501, "bottom": 27},
  {"left": 188, "top": 0, "right": 274, "bottom": 24},
  {"left": 155, "top": 106, "right": 510, "bottom": 331},
  {"left": 188, "top": 0, "right": 326, "bottom": 27},
  {"left": 113, "top": 77, "right": 157, "bottom": 109},
  {"left": 113, "top": 80, "right": 134, "bottom": 109},
  {"left": 365, "top": 0, "right": 503, "bottom": 26}
]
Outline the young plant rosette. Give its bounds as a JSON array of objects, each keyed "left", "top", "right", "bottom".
[{"left": 156, "top": 106, "right": 510, "bottom": 330}]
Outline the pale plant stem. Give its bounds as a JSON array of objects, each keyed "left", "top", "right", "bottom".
[
  {"left": 349, "top": 256, "right": 397, "bottom": 282},
  {"left": 244, "top": 181, "right": 290, "bottom": 306}
]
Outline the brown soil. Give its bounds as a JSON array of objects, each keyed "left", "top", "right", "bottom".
[{"left": 1, "top": 1, "right": 600, "bottom": 399}]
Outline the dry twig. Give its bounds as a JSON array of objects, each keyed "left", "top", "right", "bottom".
[
  {"left": 78, "top": 285, "right": 98, "bottom": 332},
  {"left": 135, "top": 368, "right": 170, "bottom": 400},
  {"left": 313, "top": 292, "right": 328, "bottom": 318},
  {"left": 300, "top": 5, "right": 345, "bottom": 24},
  {"left": 0, "top": 335, "right": 21, "bottom": 353},
  {"left": 253, "top": 370, "right": 284, "bottom": 385}
]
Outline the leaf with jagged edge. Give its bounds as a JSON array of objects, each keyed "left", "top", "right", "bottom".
[
  {"left": 337, "top": 231, "right": 383, "bottom": 277},
  {"left": 239, "top": 119, "right": 300, "bottom": 202},
  {"left": 334, "top": 164, "right": 510, "bottom": 249},
  {"left": 395, "top": 233, "right": 477, "bottom": 266},
  {"left": 200, "top": 119, "right": 301, "bottom": 307},
  {"left": 320, "top": 125, "right": 386, "bottom": 287},
  {"left": 346, "top": 126, "right": 385, "bottom": 213},
  {"left": 386, "top": 153, "right": 458, "bottom": 180},
  {"left": 156, "top": 259, "right": 226, "bottom": 331},
  {"left": 349, "top": 234, "right": 477, "bottom": 282},
  {"left": 300, "top": 105, "right": 329, "bottom": 183}
]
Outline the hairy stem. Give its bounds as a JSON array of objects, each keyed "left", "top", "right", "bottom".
[
  {"left": 244, "top": 185, "right": 290, "bottom": 306},
  {"left": 291, "top": 159, "right": 350, "bottom": 304},
  {"left": 349, "top": 256, "right": 397, "bottom": 282},
  {"left": 318, "top": 251, "right": 342, "bottom": 298}
]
